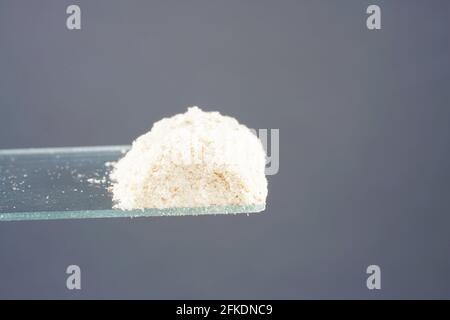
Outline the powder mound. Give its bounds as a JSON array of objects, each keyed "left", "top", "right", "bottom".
[{"left": 111, "top": 106, "right": 268, "bottom": 210}]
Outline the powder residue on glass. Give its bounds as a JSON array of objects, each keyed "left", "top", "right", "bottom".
[{"left": 110, "top": 107, "right": 268, "bottom": 210}]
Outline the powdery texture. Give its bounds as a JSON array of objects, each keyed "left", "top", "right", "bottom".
[{"left": 111, "top": 106, "right": 268, "bottom": 210}]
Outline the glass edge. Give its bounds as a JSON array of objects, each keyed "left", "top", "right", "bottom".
[
  {"left": 0, "top": 145, "right": 131, "bottom": 156},
  {"left": 0, "top": 204, "right": 266, "bottom": 222}
]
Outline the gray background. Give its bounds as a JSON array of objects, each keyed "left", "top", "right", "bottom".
[{"left": 1, "top": 0, "right": 450, "bottom": 299}]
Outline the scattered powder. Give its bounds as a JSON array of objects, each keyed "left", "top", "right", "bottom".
[
  {"left": 111, "top": 106, "right": 268, "bottom": 210},
  {"left": 104, "top": 161, "right": 115, "bottom": 168},
  {"left": 87, "top": 177, "right": 107, "bottom": 185}
]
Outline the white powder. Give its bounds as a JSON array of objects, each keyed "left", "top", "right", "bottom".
[{"left": 111, "top": 106, "right": 268, "bottom": 210}]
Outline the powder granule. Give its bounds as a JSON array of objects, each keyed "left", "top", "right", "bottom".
[{"left": 111, "top": 106, "right": 268, "bottom": 210}]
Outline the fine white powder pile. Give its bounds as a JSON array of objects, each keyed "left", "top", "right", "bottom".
[{"left": 111, "top": 106, "right": 268, "bottom": 210}]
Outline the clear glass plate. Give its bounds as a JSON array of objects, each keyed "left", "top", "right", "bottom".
[{"left": 0, "top": 146, "right": 265, "bottom": 221}]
